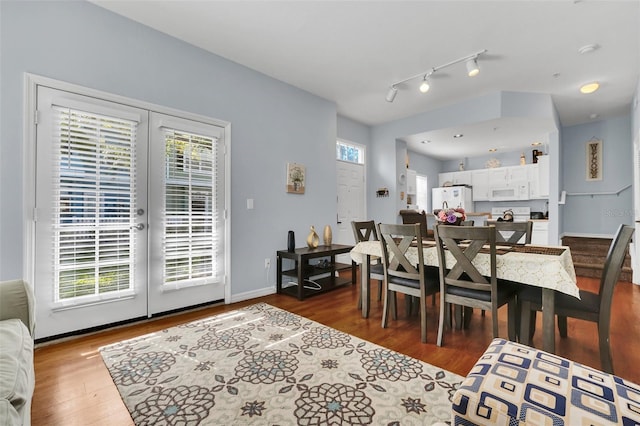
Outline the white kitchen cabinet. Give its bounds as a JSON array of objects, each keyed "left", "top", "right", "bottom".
[
  {"left": 438, "top": 170, "right": 471, "bottom": 187},
  {"left": 488, "top": 168, "right": 509, "bottom": 187},
  {"left": 528, "top": 164, "right": 540, "bottom": 199},
  {"left": 531, "top": 221, "right": 549, "bottom": 245},
  {"left": 406, "top": 169, "right": 417, "bottom": 194},
  {"left": 509, "top": 165, "right": 529, "bottom": 184},
  {"left": 537, "top": 155, "right": 550, "bottom": 197},
  {"left": 471, "top": 169, "right": 490, "bottom": 201}
]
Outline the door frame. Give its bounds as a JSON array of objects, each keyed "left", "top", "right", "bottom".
[{"left": 23, "top": 73, "right": 233, "bottom": 310}]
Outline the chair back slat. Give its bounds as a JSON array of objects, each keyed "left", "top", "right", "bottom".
[
  {"left": 488, "top": 221, "right": 532, "bottom": 244},
  {"left": 351, "top": 220, "right": 379, "bottom": 243}
]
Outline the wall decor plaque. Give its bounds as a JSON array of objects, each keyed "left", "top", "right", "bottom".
[{"left": 586, "top": 138, "right": 602, "bottom": 181}]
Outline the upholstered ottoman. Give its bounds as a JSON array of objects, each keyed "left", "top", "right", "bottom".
[{"left": 453, "top": 338, "right": 640, "bottom": 425}]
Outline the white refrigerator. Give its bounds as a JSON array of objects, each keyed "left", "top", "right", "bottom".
[{"left": 432, "top": 186, "right": 473, "bottom": 211}]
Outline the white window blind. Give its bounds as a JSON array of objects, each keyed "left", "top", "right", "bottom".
[
  {"left": 163, "top": 128, "right": 218, "bottom": 287},
  {"left": 52, "top": 105, "right": 138, "bottom": 303}
]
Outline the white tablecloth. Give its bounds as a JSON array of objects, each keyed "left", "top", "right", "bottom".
[{"left": 350, "top": 240, "right": 579, "bottom": 299}]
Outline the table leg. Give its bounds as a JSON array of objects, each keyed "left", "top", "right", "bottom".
[
  {"left": 541, "top": 288, "right": 555, "bottom": 353},
  {"left": 360, "top": 256, "right": 370, "bottom": 318}
]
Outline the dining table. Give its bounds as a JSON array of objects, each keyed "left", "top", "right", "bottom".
[{"left": 350, "top": 239, "right": 579, "bottom": 354}]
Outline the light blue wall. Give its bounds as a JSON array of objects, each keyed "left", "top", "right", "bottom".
[
  {"left": 407, "top": 151, "right": 442, "bottom": 212},
  {"left": 337, "top": 115, "right": 370, "bottom": 147},
  {"left": 0, "top": 1, "right": 337, "bottom": 299},
  {"left": 561, "top": 115, "right": 633, "bottom": 236}
]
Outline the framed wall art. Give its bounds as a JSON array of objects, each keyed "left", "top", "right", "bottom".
[
  {"left": 586, "top": 138, "right": 603, "bottom": 181},
  {"left": 286, "top": 162, "right": 305, "bottom": 194}
]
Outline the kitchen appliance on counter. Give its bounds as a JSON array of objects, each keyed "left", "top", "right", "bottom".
[
  {"left": 490, "top": 207, "right": 530, "bottom": 222},
  {"left": 432, "top": 186, "right": 473, "bottom": 211}
]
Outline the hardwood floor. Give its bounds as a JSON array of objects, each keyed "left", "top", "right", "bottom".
[{"left": 32, "top": 275, "right": 640, "bottom": 425}]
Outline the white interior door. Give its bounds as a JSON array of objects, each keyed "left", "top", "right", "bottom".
[
  {"left": 336, "top": 160, "right": 365, "bottom": 247},
  {"left": 34, "top": 87, "right": 149, "bottom": 339}
]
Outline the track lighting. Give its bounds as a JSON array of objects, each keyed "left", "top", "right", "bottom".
[
  {"left": 419, "top": 76, "right": 430, "bottom": 93},
  {"left": 466, "top": 58, "right": 480, "bottom": 77},
  {"left": 385, "top": 49, "right": 487, "bottom": 103},
  {"left": 386, "top": 86, "right": 398, "bottom": 102}
]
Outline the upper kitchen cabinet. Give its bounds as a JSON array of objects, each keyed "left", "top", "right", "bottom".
[
  {"left": 536, "top": 155, "right": 550, "bottom": 198},
  {"left": 471, "top": 169, "right": 490, "bottom": 201},
  {"left": 438, "top": 170, "right": 471, "bottom": 187}
]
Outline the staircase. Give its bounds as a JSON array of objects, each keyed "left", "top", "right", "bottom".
[{"left": 561, "top": 235, "right": 633, "bottom": 282}]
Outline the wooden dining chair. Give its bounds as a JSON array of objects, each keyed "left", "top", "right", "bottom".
[
  {"left": 488, "top": 220, "right": 533, "bottom": 244},
  {"left": 399, "top": 209, "right": 430, "bottom": 238},
  {"left": 351, "top": 220, "right": 384, "bottom": 306},
  {"left": 460, "top": 220, "right": 474, "bottom": 226},
  {"left": 433, "top": 224, "right": 517, "bottom": 347},
  {"left": 377, "top": 223, "right": 440, "bottom": 343},
  {"left": 518, "top": 224, "right": 634, "bottom": 374}
]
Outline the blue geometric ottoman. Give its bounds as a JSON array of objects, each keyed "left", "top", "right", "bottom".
[{"left": 452, "top": 338, "right": 640, "bottom": 425}]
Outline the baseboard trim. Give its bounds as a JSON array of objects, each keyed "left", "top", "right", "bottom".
[{"left": 229, "top": 286, "right": 276, "bottom": 304}]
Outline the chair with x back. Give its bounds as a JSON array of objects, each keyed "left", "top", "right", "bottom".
[
  {"left": 488, "top": 220, "right": 533, "bottom": 244},
  {"left": 518, "top": 224, "right": 634, "bottom": 374},
  {"left": 399, "top": 210, "right": 430, "bottom": 238},
  {"left": 433, "top": 224, "right": 517, "bottom": 347},
  {"left": 377, "top": 223, "right": 440, "bottom": 343},
  {"left": 351, "top": 220, "right": 384, "bottom": 314}
]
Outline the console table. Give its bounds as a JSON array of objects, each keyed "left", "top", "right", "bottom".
[{"left": 276, "top": 244, "right": 355, "bottom": 300}]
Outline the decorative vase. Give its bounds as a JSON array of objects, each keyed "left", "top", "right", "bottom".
[
  {"left": 323, "top": 225, "right": 332, "bottom": 246},
  {"left": 287, "top": 230, "right": 295, "bottom": 252},
  {"left": 306, "top": 226, "right": 319, "bottom": 249}
]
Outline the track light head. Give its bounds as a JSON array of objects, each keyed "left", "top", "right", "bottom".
[
  {"left": 386, "top": 86, "right": 398, "bottom": 102},
  {"left": 419, "top": 76, "right": 430, "bottom": 93},
  {"left": 466, "top": 58, "right": 480, "bottom": 77}
]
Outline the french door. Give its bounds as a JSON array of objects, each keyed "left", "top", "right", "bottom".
[{"left": 33, "top": 86, "right": 226, "bottom": 339}]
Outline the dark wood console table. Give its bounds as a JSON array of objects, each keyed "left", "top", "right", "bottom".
[{"left": 276, "top": 244, "right": 356, "bottom": 300}]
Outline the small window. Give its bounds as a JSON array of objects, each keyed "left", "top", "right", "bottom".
[{"left": 336, "top": 140, "right": 364, "bottom": 164}]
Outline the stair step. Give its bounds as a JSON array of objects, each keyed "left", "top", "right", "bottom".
[{"left": 561, "top": 235, "right": 633, "bottom": 282}]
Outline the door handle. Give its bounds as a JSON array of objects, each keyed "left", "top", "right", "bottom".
[{"left": 131, "top": 223, "right": 145, "bottom": 231}]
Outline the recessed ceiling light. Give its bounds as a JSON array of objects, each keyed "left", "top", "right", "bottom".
[
  {"left": 580, "top": 82, "right": 600, "bottom": 94},
  {"left": 590, "top": 113, "right": 599, "bottom": 120},
  {"left": 489, "top": 148, "right": 497, "bottom": 152},
  {"left": 531, "top": 142, "right": 543, "bottom": 146},
  {"left": 453, "top": 134, "right": 463, "bottom": 139}
]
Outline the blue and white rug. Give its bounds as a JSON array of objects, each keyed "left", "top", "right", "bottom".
[{"left": 99, "top": 303, "right": 462, "bottom": 425}]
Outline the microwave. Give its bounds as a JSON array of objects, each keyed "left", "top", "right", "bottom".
[{"left": 489, "top": 183, "right": 529, "bottom": 201}]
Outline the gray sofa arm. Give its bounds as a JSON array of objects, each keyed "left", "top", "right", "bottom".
[{"left": 0, "top": 280, "right": 35, "bottom": 336}]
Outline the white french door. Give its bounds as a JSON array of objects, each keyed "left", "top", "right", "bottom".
[
  {"left": 147, "top": 112, "right": 226, "bottom": 314},
  {"left": 33, "top": 86, "right": 226, "bottom": 339}
]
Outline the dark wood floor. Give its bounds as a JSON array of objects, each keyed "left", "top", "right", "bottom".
[{"left": 31, "top": 275, "right": 640, "bottom": 425}]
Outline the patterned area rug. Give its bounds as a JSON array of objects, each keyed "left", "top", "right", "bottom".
[{"left": 100, "top": 303, "right": 462, "bottom": 425}]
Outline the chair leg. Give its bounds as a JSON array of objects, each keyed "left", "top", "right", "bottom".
[
  {"left": 420, "top": 296, "right": 427, "bottom": 344},
  {"left": 405, "top": 295, "right": 413, "bottom": 317},
  {"left": 377, "top": 280, "right": 382, "bottom": 301},
  {"left": 491, "top": 306, "right": 499, "bottom": 338},
  {"left": 437, "top": 298, "right": 446, "bottom": 347},
  {"left": 454, "top": 305, "right": 463, "bottom": 330},
  {"left": 507, "top": 299, "right": 517, "bottom": 341},
  {"left": 558, "top": 316, "right": 568, "bottom": 338},
  {"left": 463, "top": 306, "right": 473, "bottom": 329},
  {"left": 598, "top": 321, "right": 614, "bottom": 374},
  {"left": 381, "top": 290, "right": 392, "bottom": 329},
  {"left": 519, "top": 301, "right": 532, "bottom": 346}
]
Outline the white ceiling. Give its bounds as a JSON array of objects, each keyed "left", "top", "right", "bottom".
[{"left": 91, "top": 0, "right": 640, "bottom": 160}]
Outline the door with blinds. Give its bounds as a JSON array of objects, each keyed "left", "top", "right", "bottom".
[
  {"left": 34, "top": 86, "right": 226, "bottom": 339},
  {"left": 147, "top": 112, "right": 225, "bottom": 315}
]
